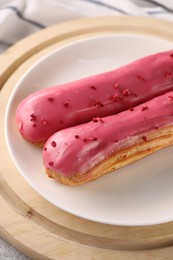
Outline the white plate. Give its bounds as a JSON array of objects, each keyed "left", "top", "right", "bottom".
[{"left": 5, "top": 34, "right": 173, "bottom": 226}]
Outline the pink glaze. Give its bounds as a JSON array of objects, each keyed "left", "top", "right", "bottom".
[
  {"left": 17, "top": 50, "right": 173, "bottom": 143},
  {"left": 43, "top": 91, "right": 173, "bottom": 177}
]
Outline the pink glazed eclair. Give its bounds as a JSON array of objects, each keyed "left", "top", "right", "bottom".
[
  {"left": 43, "top": 91, "right": 173, "bottom": 185},
  {"left": 16, "top": 50, "right": 173, "bottom": 145}
]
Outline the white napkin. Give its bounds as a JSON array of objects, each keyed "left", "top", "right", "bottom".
[{"left": 0, "top": 0, "right": 173, "bottom": 45}]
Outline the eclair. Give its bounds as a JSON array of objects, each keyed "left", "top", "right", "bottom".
[
  {"left": 43, "top": 91, "right": 173, "bottom": 185},
  {"left": 16, "top": 50, "right": 173, "bottom": 145}
]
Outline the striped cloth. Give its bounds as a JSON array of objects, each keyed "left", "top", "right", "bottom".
[{"left": 0, "top": 0, "right": 173, "bottom": 46}]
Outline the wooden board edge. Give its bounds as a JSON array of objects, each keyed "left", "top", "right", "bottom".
[{"left": 1, "top": 16, "right": 173, "bottom": 259}]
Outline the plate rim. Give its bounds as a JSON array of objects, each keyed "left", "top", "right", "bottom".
[{"left": 4, "top": 32, "right": 173, "bottom": 226}]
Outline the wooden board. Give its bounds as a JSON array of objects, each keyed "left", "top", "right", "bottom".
[{"left": 1, "top": 16, "right": 173, "bottom": 259}]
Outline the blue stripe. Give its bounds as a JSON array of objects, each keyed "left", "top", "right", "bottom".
[
  {"left": 83, "top": 0, "right": 130, "bottom": 15},
  {"left": 147, "top": 10, "right": 167, "bottom": 15},
  {"left": 144, "top": 0, "right": 173, "bottom": 14},
  {"left": 4, "top": 6, "right": 45, "bottom": 29}
]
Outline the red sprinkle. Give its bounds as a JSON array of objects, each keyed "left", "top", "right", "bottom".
[
  {"left": 83, "top": 138, "right": 87, "bottom": 142},
  {"left": 30, "top": 113, "right": 36, "bottom": 121},
  {"left": 44, "top": 147, "right": 47, "bottom": 151},
  {"left": 32, "top": 123, "right": 37, "bottom": 127},
  {"left": 170, "top": 54, "right": 173, "bottom": 58},
  {"left": 92, "top": 117, "right": 99, "bottom": 122},
  {"left": 92, "top": 117, "right": 104, "bottom": 123},
  {"left": 114, "top": 139, "right": 118, "bottom": 143},
  {"left": 165, "top": 71, "right": 172, "bottom": 78},
  {"left": 98, "top": 102, "right": 104, "bottom": 107},
  {"left": 168, "top": 95, "right": 173, "bottom": 101},
  {"left": 138, "top": 75, "right": 144, "bottom": 80},
  {"left": 90, "top": 85, "right": 97, "bottom": 90},
  {"left": 129, "top": 107, "right": 134, "bottom": 111},
  {"left": 88, "top": 137, "right": 97, "bottom": 141},
  {"left": 133, "top": 93, "right": 138, "bottom": 97},
  {"left": 112, "top": 94, "right": 119, "bottom": 102},
  {"left": 141, "top": 106, "right": 149, "bottom": 111},
  {"left": 75, "top": 135, "right": 80, "bottom": 139},
  {"left": 48, "top": 97, "right": 54, "bottom": 102},
  {"left": 122, "top": 89, "right": 131, "bottom": 96},
  {"left": 155, "top": 126, "right": 158, "bottom": 129},
  {"left": 91, "top": 100, "right": 104, "bottom": 107},
  {"left": 51, "top": 141, "right": 56, "bottom": 147},
  {"left": 142, "top": 136, "right": 147, "bottom": 141},
  {"left": 42, "top": 119, "right": 47, "bottom": 125},
  {"left": 64, "top": 102, "right": 69, "bottom": 108},
  {"left": 48, "top": 161, "right": 54, "bottom": 166},
  {"left": 114, "top": 83, "right": 119, "bottom": 89}
]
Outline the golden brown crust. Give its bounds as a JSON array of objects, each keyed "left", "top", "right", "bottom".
[{"left": 46, "top": 126, "right": 173, "bottom": 186}]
